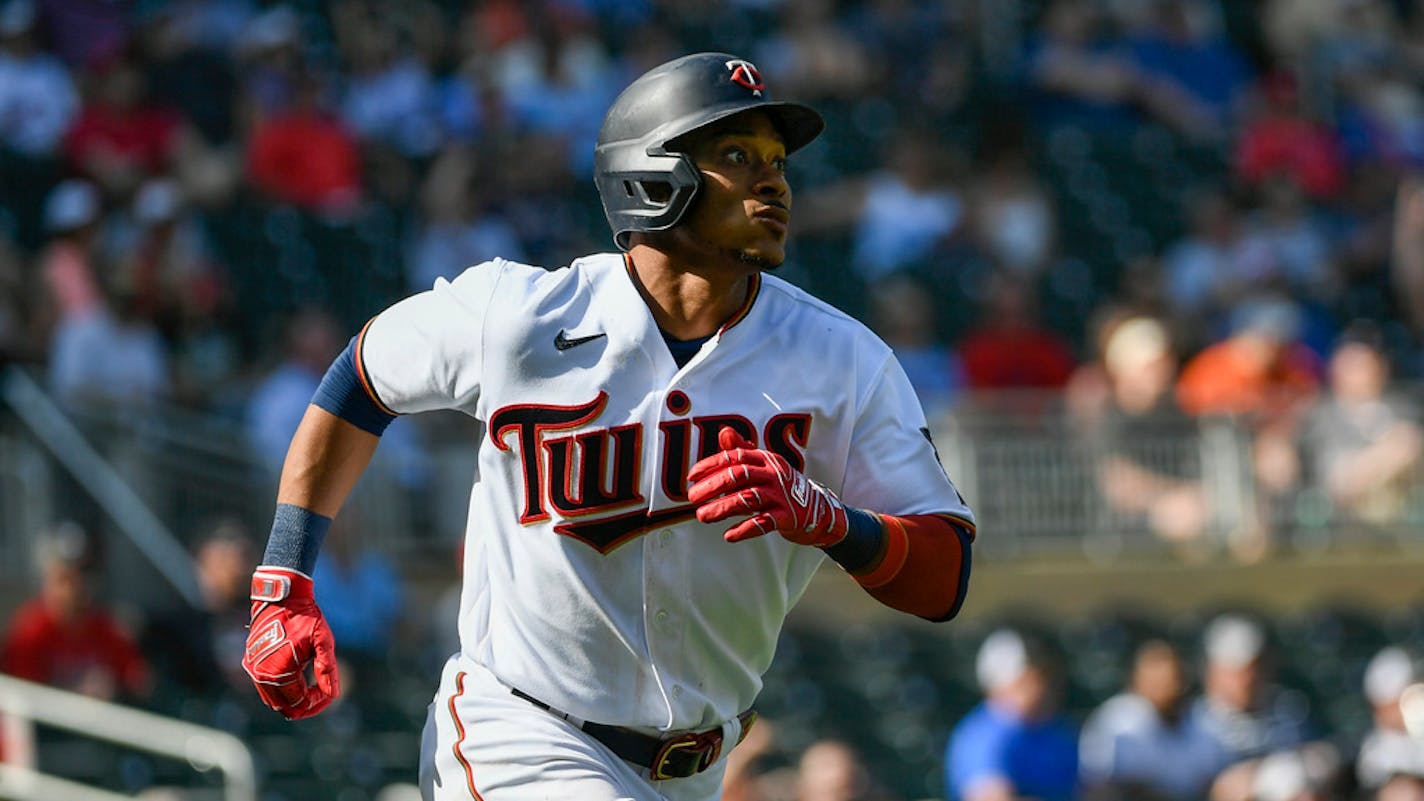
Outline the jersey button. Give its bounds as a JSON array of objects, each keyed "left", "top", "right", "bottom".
[
  {"left": 655, "top": 609, "right": 670, "bottom": 626},
  {"left": 670, "top": 685, "right": 683, "bottom": 698},
  {"left": 660, "top": 529, "right": 673, "bottom": 545}
]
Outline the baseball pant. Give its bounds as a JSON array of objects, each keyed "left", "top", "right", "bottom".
[{"left": 419, "top": 653, "right": 728, "bottom": 801}]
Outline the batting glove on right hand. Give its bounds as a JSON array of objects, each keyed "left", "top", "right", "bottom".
[
  {"left": 242, "top": 567, "right": 340, "bottom": 719},
  {"left": 687, "top": 427, "right": 850, "bottom": 547}
]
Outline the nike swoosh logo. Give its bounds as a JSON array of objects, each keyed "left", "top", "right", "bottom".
[{"left": 554, "top": 329, "right": 607, "bottom": 351}]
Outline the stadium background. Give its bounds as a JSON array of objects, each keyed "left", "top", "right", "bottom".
[{"left": 3, "top": 0, "right": 1424, "bottom": 799}]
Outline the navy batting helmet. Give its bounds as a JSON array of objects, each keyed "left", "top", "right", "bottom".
[{"left": 593, "top": 52, "right": 824, "bottom": 250}]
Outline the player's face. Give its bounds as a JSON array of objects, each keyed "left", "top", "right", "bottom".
[{"left": 674, "top": 111, "right": 792, "bottom": 270}]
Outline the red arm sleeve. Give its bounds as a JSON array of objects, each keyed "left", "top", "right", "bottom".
[{"left": 852, "top": 513, "right": 974, "bottom": 622}]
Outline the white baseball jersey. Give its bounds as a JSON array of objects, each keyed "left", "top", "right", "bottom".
[{"left": 361, "top": 252, "right": 971, "bottom": 735}]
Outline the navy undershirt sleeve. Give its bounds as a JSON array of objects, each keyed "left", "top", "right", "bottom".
[
  {"left": 312, "top": 336, "right": 397, "bottom": 435},
  {"left": 823, "top": 506, "right": 884, "bottom": 571}
]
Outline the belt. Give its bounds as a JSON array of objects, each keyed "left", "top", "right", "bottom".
[{"left": 510, "top": 687, "right": 757, "bottom": 780}]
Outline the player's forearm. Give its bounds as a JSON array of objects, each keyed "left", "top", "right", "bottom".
[
  {"left": 826, "top": 511, "right": 974, "bottom": 622},
  {"left": 275, "top": 404, "right": 380, "bottom": 516}
]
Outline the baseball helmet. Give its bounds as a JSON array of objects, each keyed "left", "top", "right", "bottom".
[{"left": 593, "top": 52, "right": 824, "bottom": 250}]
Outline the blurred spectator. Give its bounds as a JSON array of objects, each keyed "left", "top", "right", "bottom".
[
  {"left": 1176, "top": 295, "right": 1321, "bottom": 556},
  {"left": 1080, "top": 639, "right": 1222, "bottom": 801},
  {"left": 965, "top": 118, "right": 1058, "bottom": 280},
  {"left": 0, "top": 522, "right": 150, "bottom": 701},
  {"left": 31, "top": 178, "right": 104, "bottom": 346},
  {"left": 108, "top": 177, "right": 238, "bottom": 408},
  {"left": 956, "top": 275, "right": 1078, "bottom": 392},
  {"left": 1189, "top": 613, "right": 1311, "bottom": 772},
  {"left": 48, "top": 237, "right": 171, "bottom": 409},
  {"left": 331, "top": 0, "right": 442, "bottom": 160},
  {"left": 1088, "top": 315, "right": 1213, "bottom": 552},
  {"left": 1225, "top": 741, "right": 1344, "bottom": 801},
  {"left": 0, "top": 228, "right": 26, "bottom": 364},
  {"left": 1239, "top": 176, "right": 1338, "bottom": 313},
  {"left": 0, "top": 0, "right": 79, "bottom": 158},
  {"left": 795, "top": 738, "right": 894, "bottom": 801},
  {"left": 245, "top": 68, "right": 362, "bottom": 216},
  {"left": 722, "top": 715, "right": 777, "bottom": 801},
  {"left": 139, "top": 518, "right": 255, "bottom": 702},
  {"left": 63, "top": 50, "right": 188, "bottom": 199},
  {"left": 311, "top": 512, "right": 405, "bottom": 659},
  {"left": 1357, "top": 646, "right": 1424, "bottom": 792},
  {"left": 945, "top": 628, "right": 1079, "bottom": 801},
  {"left": 1021, "top": 0, "right": 1146, "bottom": 131},
  {"left": 488, "top": 5, "right": 618, "bottom": 176},
  {"left": 1302, "top": 324, "right": 1422, "bottom": 526},
  {"left": 1234, "top": 71, "right": 1348, "bottom": 202},
  {"left": 753, "top": 0, "right": 876, "bottom": 102},
  {"left": 866, "top": 272, "right": 962, "bottom": 416},
  {"left": 1123, "top": 0, "right": 1254, "bottom": 138},
  {"left": 233, "top": 5, "right": 303, "bottom": 130},
  {"left": 794, "top": 124, "right": 966, "bottom": 283},
  {"left": 405, "top": 145, "right": 526, "bottom": 292},
  {"left": 1162, "top": 184, "right": 1251, "bottom": 332}
]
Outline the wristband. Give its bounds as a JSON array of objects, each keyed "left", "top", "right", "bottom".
[
  {"left": 822, "top": 507, "right": 884, "bottom": 571},
  {"left": 262, "top": 504, "right": 331, "bottom": 575}
]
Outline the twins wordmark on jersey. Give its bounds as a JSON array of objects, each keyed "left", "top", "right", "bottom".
[{"left": 490, "top": 389, "right": 811, "bottom": 553}]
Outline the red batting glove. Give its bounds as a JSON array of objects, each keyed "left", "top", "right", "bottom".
[
  {"left": 687, "top": 427, "right": 849, "bottom": 547},
  {"left": 242, "top": 567, "right": 340, "bottom": 719}
]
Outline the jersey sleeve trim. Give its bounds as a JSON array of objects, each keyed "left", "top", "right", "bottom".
[
  {"left": 852, "top": 514, "right": 910, "bottom": 589},
  {"left": 355, "top": 318, "right": 398, "bottom": 417}
]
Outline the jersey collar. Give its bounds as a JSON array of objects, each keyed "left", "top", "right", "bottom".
[{"left": 621, "top": 253, "right": 762, "bottom": 339}]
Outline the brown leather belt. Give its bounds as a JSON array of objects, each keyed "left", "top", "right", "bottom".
[{"left": 510, "top": 687, "right": 757, "bottom": 780}]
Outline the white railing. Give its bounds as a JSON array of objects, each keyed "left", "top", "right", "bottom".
[{"left": 0, "top": 675, "right": 256, "bottom": 801}]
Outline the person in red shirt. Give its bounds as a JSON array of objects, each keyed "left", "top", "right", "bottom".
[
  {"left": 0, "top": 523, "right": 150, "bottom": 701},
  {"left": 1235, "top": 71, "right": 1347, "bottom": 201},
  {"left": 245, "top": 70, "right": 362, "bottom": 215},
  {"left": 62, "top": 52, "right": 185, "bottom": 199},
  {"left": 957, "top": 274, "right": 1078, "bottom": 391}
]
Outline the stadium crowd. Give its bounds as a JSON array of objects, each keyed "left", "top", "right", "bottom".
[{"left": 5, "top": 0, "right": 1424, "bottom": 799}]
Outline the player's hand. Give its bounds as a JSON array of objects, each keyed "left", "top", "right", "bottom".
[
  {"left": 241, "top": 567, "right": 340, "bottom": 719},
  {"left": 687, "top": 427, "right": 849, "bottom": 547}
]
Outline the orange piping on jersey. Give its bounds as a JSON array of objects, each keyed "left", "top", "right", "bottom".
[
  {"left": 448, "top": 671, "right": 486, "bottom": 800},
  {"left": 622, "top": 253, "right": 762, "bottom": 336},
  {"left": 858, "top": 513, "right": 971, "bottom": 621},
  {"left": 717, "top": 273, "right": 760, "bottom": 335},
  {"left": 355, "top": 319, "right": 398, "bottom": 417},
  {"left": 932, "top": 511, "right": 977, "bottom": 540}
]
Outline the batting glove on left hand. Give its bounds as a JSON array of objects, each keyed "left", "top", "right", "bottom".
[
  {"left": 688, "top": 427, "right": 849, "bottom": 547},
  {"left": 242, "top": 567, "right": 340, "bottom": 720}
]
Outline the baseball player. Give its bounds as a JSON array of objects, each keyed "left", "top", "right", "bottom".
[{"left": 241, "top": 52, "right": 976, "bottom": 801}]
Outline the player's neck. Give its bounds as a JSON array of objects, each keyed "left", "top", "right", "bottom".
[{"left": 625, "top": 247, "right": 753, "bottom": 340}]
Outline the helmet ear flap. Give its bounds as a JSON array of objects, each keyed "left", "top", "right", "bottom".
[{"left": 596, "top": 151, "right": 702, "bottom": 250}]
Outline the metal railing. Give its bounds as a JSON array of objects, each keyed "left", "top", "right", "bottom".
[
  {"left": 0, "top": 675, "right": 256, "bottom": 801},
  {"left": 5, "top": 367, "right": 1424, "bottom": 578}
]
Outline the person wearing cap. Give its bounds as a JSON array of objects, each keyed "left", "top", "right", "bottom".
[
  {"left": 1186, "top": 614, "right": 1311, "bottom": 777},
  {"left": 1079, "top": 639, "right": 1223, "bottom": 800},
  {"left": 1175, "top": 294, "right": 1322, "bottom": 560},
  {"left": 0, "top": 522, "right": 151, "bottom": 701},
  {"left": 945, "top": 628, "right": 1079, "bottom": 801},
  {"left": 1086, "top": 314, "right": 1214, "bottom": 554},
  {"left": 1357, "top": 646, "right": 1424, "bottom": 793}
]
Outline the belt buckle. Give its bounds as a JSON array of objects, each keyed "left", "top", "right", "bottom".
[{"left": 649, "top": 729, "right": 723, "bottom": 780}]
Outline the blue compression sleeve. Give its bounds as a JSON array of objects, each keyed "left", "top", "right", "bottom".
[
  {"left": 312, "top": 335, "right": 397, "bottom": 435},
  {"left": 262, "top": 503, "right": 332, "bottom": 575},
  {"left": 823, "top": 506, "right": 884, "bottom": 572}
]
